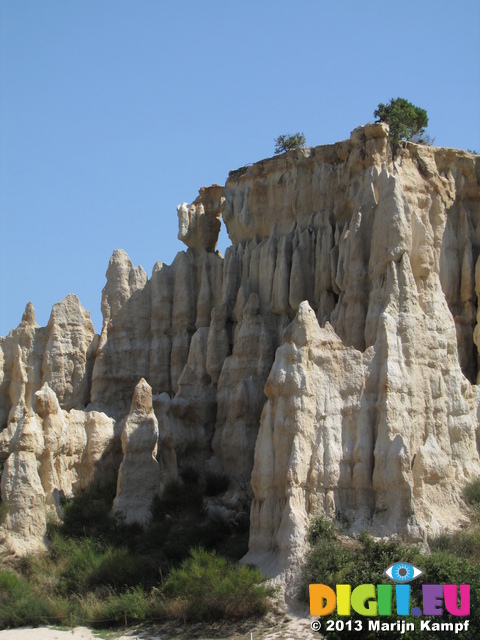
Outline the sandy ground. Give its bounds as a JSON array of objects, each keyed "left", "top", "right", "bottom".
[
  {"left": 0, "top": 610, "right": 318, "bottom": 640},
  {"left": 0, "top": 629, "right": 147, "bottom": 640},
  {"left": 0, "top": 629, "right": 103, "bottom": 640}
]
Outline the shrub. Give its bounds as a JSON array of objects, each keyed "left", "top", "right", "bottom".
[
  {"left": 180, "top": 465, "right": 200, "bottom": 484},
  {"left": 302, "top": 536, "right": 354, "bottom": 598},
  {"left": 463, "top": 477, "right": 480, "bottom": 507},
  {"left": 79, "top": 586, "right": 163, "bottom": 628},
  {"left": 47, "top": 536, "right": 156, "bottom": 594},
  {"left": 274, "top": 132, "right": 306, "bottom": 155},
  {"left": 85, "top": 546, "right": 155, "bottom": 590},
  {"left": 307, "top": 515, "right": 336, "bottom": 545},
  {"left": 154, "top": 479, "right": 203, "bottom": 515},
  {"left": 304, "top": 529, "right": 424, "bottom": 594},
  {"left": 162, "top": 548, "right": 273, "bottom": 621},
  {"left": 374, "top": 98, "right": 429, "bottom": 151},
  {"left": 0, "top": 501, "right": 10, "bottom": 523},
  {"left": 215, "top": 530, "right": 250, "bottom": 561},
  {"left": 205, "top": 471, "right": 230, "bottom": 496},
  {"left": 430, "top": 528, "right": 480, "bottom": 563},
  {"left": 162, "top": 524, "right": 202, "bottom": 564},
  {"left": 141, "top": 518, "right": 172, "bottom": 549},
  {"left": 0, "top": 472, "right": 262, "bottom": 630},
  {"left": 54, "top": 537, "right": 106, "bottom": 593},
  {"left": 0, "top": 569, "right": 58, "bottom": 628},
  {"left": 61, "top": 482, "right": 117, "bottom": 539}
]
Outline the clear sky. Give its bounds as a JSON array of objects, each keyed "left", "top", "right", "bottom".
[{"left": 1, "top": 0, "right": 479, "bottom": 337}]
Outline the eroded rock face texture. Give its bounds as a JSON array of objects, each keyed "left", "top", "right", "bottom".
[
  {"left": 112, "top": 378, "right": 161, "bottom": 525},
  {"left": 1, "top": 124, "right": 480, "bottom": 586}
]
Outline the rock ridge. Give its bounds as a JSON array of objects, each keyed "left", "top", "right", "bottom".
[{"left": 1, "top": 124, "right": 480, "bottom": 586}]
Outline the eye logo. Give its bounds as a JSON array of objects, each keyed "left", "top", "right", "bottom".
[{"left": 385, "top": 562, "right": 423, "bottom": 583}]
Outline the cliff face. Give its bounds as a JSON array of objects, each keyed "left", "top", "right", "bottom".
[{"left": 1, "top": 123, "right": 480, "bottom": 581}]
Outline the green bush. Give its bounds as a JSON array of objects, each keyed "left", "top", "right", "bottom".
[
  {"left": 0, "top": 501, "right": 10, "bottom": 524},
  {"left": 45, "top": 535, "right": 157, "bottom": 594},
  {"left": 374, "top": 98, "right": 429, "bottom": 152},
  {"left": 0, "top": 569, "right": 59, "bottom": 628},
  {"left": 61, "top": 482, "right": 117, "bottom": 539},
  {"left": 85, "top": 546, "right": 154, "bottom": 590},
  {"left": 274, "top": 132, "right": 306, "bottom": 155},
  {"left": 55, "top": 537, "right": 107, "bottom": 593},
  {"left": 162, "top": 524, "right": 203, "bottom": 564},
  {"left": 430, "top": 528, "right": 480, "bottom": 563},
  {"left": 0, "top": 470, "right": 257, "bottom": 630},
  {"left": 307, "top": 515, "right": 336, "bottom": 545},
  {"left": 163, "top": 548, "right": 273, "bottom": 621},
  {"left": 463, "top": 477, "right": 480, "bottom": 507},
  {"left": 79, "top": 586, "right": 162, "bottom": 628}
]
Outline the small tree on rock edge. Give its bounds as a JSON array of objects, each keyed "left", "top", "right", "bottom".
[
  {"left": 374, "top": 98, "right": 429, "bottom": 151},
  {"left": 274, "top": 132, "right": 306, "bottom": 155}
]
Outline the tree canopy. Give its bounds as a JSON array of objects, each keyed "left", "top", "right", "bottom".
[
  {"left": 274, "top": 132, "right": 306, "bottom": 155},
  {"left": 374, "top": 98, "right": 429, "bottom": 149}
]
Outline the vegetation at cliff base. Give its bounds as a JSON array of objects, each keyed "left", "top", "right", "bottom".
[
  {"left": 0, "top": 475, "right": 271, "bottom": 630},
  {"left": 163, "top": 548, "right": 272, "bottom": 621},
  {"left": 374, "top": 98, "right": 430, "bottom": 150}
]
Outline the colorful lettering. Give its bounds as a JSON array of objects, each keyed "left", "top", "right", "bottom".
[
  {"left": 309, "top": 584, "right": 336, "bottom": 616},
  {"left": 443, "top": 584, "right": 470, "bottom": 616},
  {"left": 422, "top": 584, "right": 444, "bottom": 615},
  {"left": 351, "top": 584, "right": 377, "bottom": 616}
]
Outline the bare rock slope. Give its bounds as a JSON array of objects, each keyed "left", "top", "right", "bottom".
[{"left": 1, "top": 124, "right": 480, "bottom": 585}]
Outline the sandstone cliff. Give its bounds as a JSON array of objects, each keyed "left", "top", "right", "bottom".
[{"left": 1, "top": 124, "right": 479, "bottom": 586}]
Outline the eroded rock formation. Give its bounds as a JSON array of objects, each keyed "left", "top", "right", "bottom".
[
  {"left": 1, "top": 125, "right": 480, "bottom": 590},
  {"left": 112, "top": 378, "right": 161, "bottom": 524}
]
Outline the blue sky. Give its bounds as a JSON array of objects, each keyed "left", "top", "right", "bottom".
[{"left": 1, "top": 0, "right": 479, "bottom": 336}]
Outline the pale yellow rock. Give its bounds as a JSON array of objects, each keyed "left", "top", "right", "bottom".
[
  {"left": 112, "top": 379, "right": 161, "bottom": 524},
  {"left": 100, "top": 249, "right": 148, "bottom": 326},
  {"left": 1, "top": 124, "right": 480, "bottom": 580},
  {"left": 34, "top": 384, "right": 69, "bottom": 510},
  {"left": 245, "top": 303, "right": 366, "bottom": 578},
  {"left": 206, "top": 304, "right": 230, "bottom": 384},
  {"left": 211, "top": 293, "right": 274, "bottom": 480},
  {"left": 177, "top": 185, "right": 225, "bottom": 253},
  {"left": 0, "top": 296, "right": 95, "bottom": 432},
  {"left": 0, "top": 412, "right": 47, "bottom": 555},
  {"left": 149, "top": 260, "right": 175, "bottom": 396},
  {"left": 0, "top": 303, "right": 46, "bottom": 427},
  {"left": 246, "top": 243, "right": 480, "bottom": 580},
  {"left": 0, "top": 383, "right": 117, "bottom": 553},
  {"left": 7, "top": 346, "right": 27, "bottom": 424},
  {"left": 75, "top": 410, "right": 115, "bottom": 491},
  {"left": 166, "top": 325, "right": 218, "bottom": 473},
  {"left": 42, "top": 295, "right": 96, "bottom": 410},
  {"left": 155, "top": 392, "right": 178, "bottom": 485}
]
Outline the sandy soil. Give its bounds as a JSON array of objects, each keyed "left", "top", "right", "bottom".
[
  {"left": 0, "top": 629, "right": 145, "bottom": 640},
  {"left": 0, "top": 629, "right": 102, "bottom": 640},
  {"left": 0, "top": 609, "right": 318, "bottom": 640}
]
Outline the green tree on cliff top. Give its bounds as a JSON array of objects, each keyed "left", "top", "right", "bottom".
[
  {"left": 274, "top": 132, "right": 306, "bottom": 154},
  {"left": 374, "top": 98, "right": 429, "bottom": 150}
]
